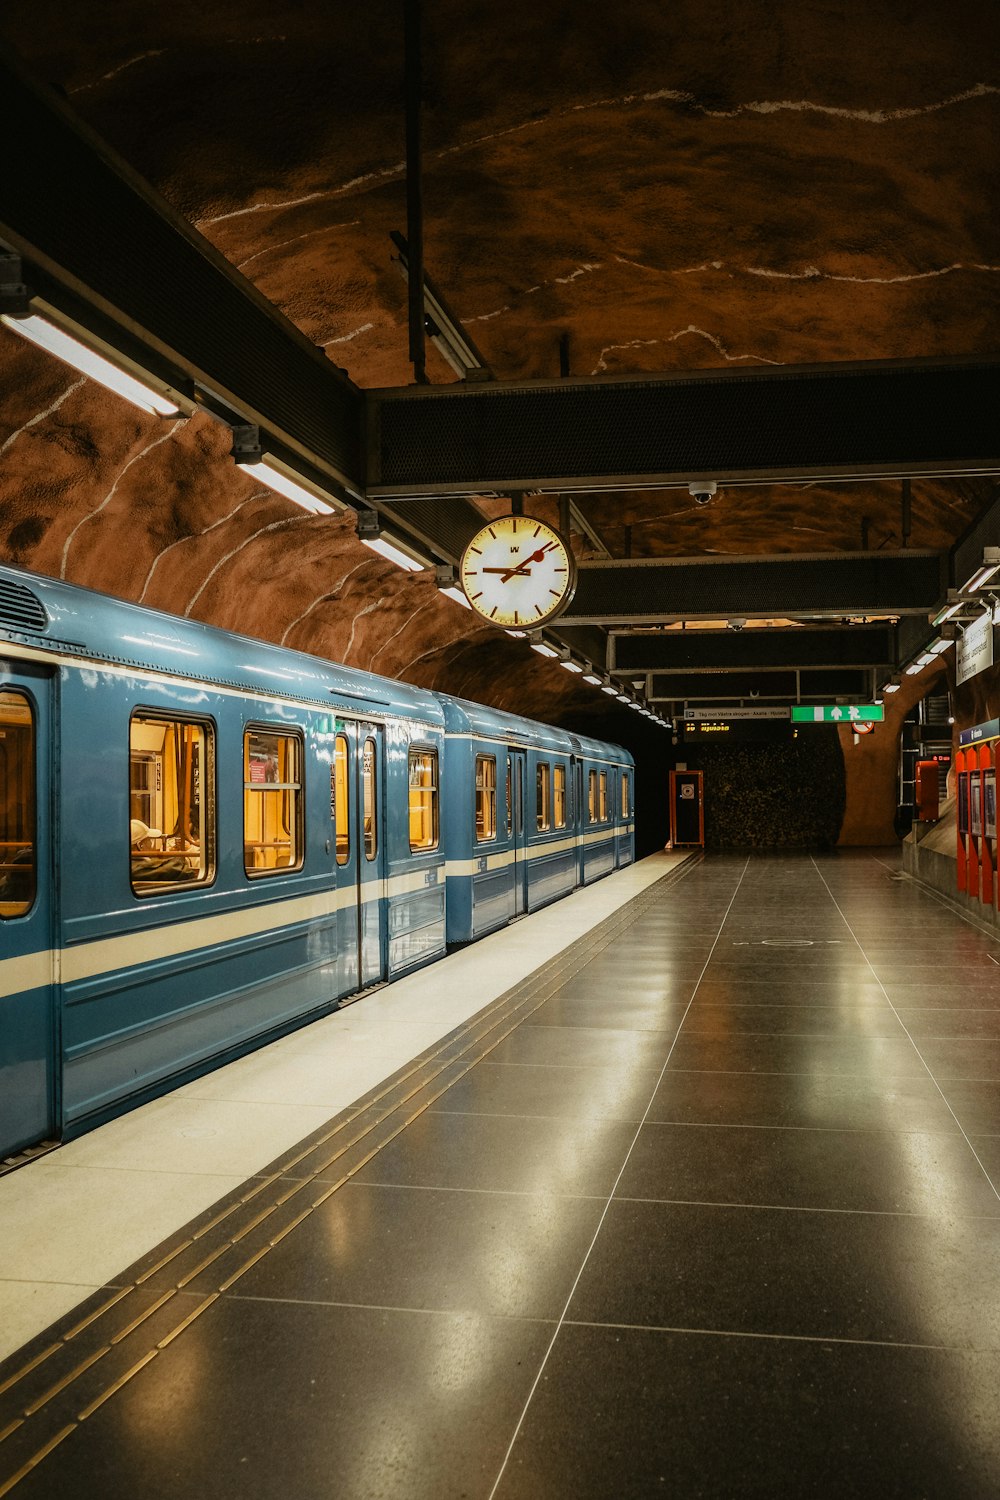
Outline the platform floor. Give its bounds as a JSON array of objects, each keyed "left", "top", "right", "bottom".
[{"left": 2, "top": 849, "right": 1000, "bottom": 1497}]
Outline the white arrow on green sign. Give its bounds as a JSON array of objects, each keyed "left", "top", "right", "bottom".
[{"left": 790, "top": 705, "right": 884, "bottom": 723}]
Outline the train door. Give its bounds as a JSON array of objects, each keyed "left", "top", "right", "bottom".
[
  {"left": 573, "top": 756, "right": 586, "bottom": 882},
  {"left": 508, "top": 749, "right": 528, "bottom": 915},
  {"left": 334, "top": 720, "right": 387, "bottom": 997},
  {"left": 0, "top": 664, "right": 56, "bottom": 1159}
]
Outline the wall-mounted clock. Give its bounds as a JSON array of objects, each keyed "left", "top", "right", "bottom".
[{"left": 460, "top": 514, "right": 576, "bottom": 628}]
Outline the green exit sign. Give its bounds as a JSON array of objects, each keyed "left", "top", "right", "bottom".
[{"left": 790, "top": 705, "right": 885, "bottom": 724}]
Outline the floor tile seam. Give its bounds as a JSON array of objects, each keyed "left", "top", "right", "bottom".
[
  {"left": 0, "top": 864, "right": 696, "bottom": 1431},
  {"left": 631, "top": 1118, "right": 983, "bottom": 1138},
  {"left": 875, "top": 852, "right": 1000, "bottom": 942},
  {"left": 557, "top": 1318, "right": 980, "bottom": 1355},
  {"left": 335, "top": 1179, "right": 611, "bottom": 1201},
  {"left": 223, "top": 1293, "right": 560, "bottom": 1324},
  {"left": 677, "top": 1027, "right": 912, "bottom": 1039},
  {"left": 813, "top": 854, "right": 1000, "bottom": 1208},
  {"left": 659, "top": 1065, "right": 1000, "bottom": 1082},
  {"left": 484, "top": 856, "right": 754, "bottom": 1500},
  {"left": 608, "top": 1193, "right": 1000, "bottom": 1221}
]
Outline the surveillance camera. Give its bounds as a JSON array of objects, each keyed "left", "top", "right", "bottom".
[
  {"left": 687, "top": 481, "right": 717, "bottom": 506},
  {"left": 727, "top": 618, "right": 747, "bottom": 631}
]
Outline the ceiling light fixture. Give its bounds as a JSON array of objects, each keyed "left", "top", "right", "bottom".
[
  {"left": 355, "top": 509, "right": 432, "bottom": 572},
  {"left": 529, "top": 637, "right": 559, "bottom": 659},
  {"left": 434, "top": 564, "right": 472, "bottom": 609},
  {"left": 963, "top": 548, "right": 1000, "bottom": 591},
  {"left": 231, "top": 425, "right": 342, "bottom": 515},
  {"left": 2, "top": 308, "right": 182, "bottom": 417}
]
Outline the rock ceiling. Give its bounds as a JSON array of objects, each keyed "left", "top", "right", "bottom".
[{"left": 1, "top": 0, "right": 999, "bottom": 730}]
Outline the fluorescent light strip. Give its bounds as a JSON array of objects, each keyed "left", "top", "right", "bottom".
[
  {"left": 967, "top": 564, "right": 1000, "bottom": 590},
  {"left": 361, "top": 537, "right": 427, "bottom": 572},
  {"left": 928, "top": 638, "right": 953, "bottom": 655},
  {"left": 3, "top": 312, "right": 181, "bottom": 416},
  {"left": 505, "top": 629, "right": 528, "bottom": 638},
  {"left": 882, "top": 682, "right": 900, "bottom": 693},
  {"left": 601, "top": 684, "right": 619, "bottom": 695},
  {"left": 933, "top": 601, "right": 962, "bottom": 625},
  {"left": 439, "top": 584, "right": 472, "bottom": 610},
  {"left": 530, "top": 641, "right": 559, "bottom": 658},
  {"left": 582, "top": 672, "right": 603, "bottom": 685},
  {"left": 560, "top": 659, "right": 584, "bottom": 673},
  {"left": 239, "top": 459, "right": 336, "bottom": 515}
]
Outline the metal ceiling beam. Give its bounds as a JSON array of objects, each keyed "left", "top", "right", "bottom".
[
  {"left": 368, "top": 360, "right": 1000, "bottom": 498},
  {"left": 0, "top": 44, "right": 367, "bottom": 501},
  {"left": 611, "top": 624, "right": 894, "bottom": 673},
  {"left": 648, "top": 669, "right": 871, "bottom": 701},
  {"left": 557, "top": 550, "right": 943, "bottom": 625}
]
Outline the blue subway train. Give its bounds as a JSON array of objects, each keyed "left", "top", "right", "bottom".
[{"left": 0, "top": 563, "right": 634, "bottom": 1160}]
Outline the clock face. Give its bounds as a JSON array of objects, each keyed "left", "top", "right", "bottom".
[{"left": 460, "top": 515, "right": 576, "bottom": 627}]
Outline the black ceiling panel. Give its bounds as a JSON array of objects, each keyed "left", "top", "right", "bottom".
[
  {"left": 371, "top": 362, "right": 1000, "bottom": 494},
  {"left": 562, "top": 552, "right": 942, "bottom": 623},
  {"left": 613, "top": 625, "right": 893, "bottom": 671}
]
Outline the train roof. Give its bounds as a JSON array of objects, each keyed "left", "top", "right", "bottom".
[
  {"left": 0, "top": 563, "right": 445, "bottom": 726},
  {"left": 437, "top": 692, "right": 633, "bottom": 766}
]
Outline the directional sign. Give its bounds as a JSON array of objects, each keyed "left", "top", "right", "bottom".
[
  {"left": 790, "top": 705, "right": 884, "bottom": 724},
  {"left": 684, "top": 707, "right": 790, "bottom": 721}
]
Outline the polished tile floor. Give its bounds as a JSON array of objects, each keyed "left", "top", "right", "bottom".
[{"left": 3, "top": 850, "right": 1000, "bottom": 1499}]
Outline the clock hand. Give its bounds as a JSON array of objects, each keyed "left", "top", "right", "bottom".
[
  {"left": 500, "top": 543, "right": 554, "bottom": 583},
  {"left": 482, "top": 566, "right": 531, "bottom": 575}
]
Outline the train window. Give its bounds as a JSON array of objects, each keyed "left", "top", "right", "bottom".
[
  {"left": 553, "top": 764, "right": 567, "bottom": 829},
  {"left": 334, "top": 734, "right": 349, "bottom": 864},
  {"left": 621, "top": 772, "right": 630, "bottom": 818},
  {"left": 475, "top": 755, "right": 496, "bottom": 841},
  {"left": 0, "top": 693, "right": 36, "bottom": 918},
  {"left": 588, "top": 769, "right": 597, "bottom": 823},
  {"left": 363, "top": 737, "right": 377, "bottom": 861},
  {"left": 243, "top": 727, "right": 303, "bottom": 877},
  {"left": 599, "top": 771, "right": 608, "bottom": 822},
  {"left": 130, "top": 714, "right": 215, "bottom": 894},
  {"left": 409, "top": 747, "right": 439, "bottom": 851},
  {"left": 536, "top": 762, "right": 551, "bottom": 831}
]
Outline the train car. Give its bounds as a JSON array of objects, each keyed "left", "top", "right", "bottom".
[
  {"left": 0, "top": 563, "right": 632, "bottom": 1161},
  {"left": 439, "top": 696, "right": 635, "bottom": 943},
  {"left": 573, "top": 730, "right": 636, "bottom": 882}
]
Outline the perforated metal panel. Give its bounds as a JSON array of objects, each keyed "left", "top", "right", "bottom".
[
  {"left": 614, "top": 626, "right": 893, "bottom": 672},
  {"left": 564, "top": 553, "right": 942, "bottom": 623},
  {"left": 373, "top": 364, "right": 1000, "bottom": 492}
]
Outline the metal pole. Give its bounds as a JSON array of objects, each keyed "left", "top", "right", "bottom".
[
  {"left": 404, "top": 0, "right": 427, "bottom": 384},
  {"left": 901, "top": 477, "right": 912, "bottom": 549}
]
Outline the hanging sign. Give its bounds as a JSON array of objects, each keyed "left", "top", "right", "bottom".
[
  {"left": 956, "top": 609, "right": 996, "bottom": 685},
  {"left": 790, "top": 705, "right": 884, "bottom": 723},
  {"left": 959, "top": 719, "right": 1000, "bottom": 747},
  {"left": 683, "top": 706, "right": 790, "bottom": 721}
]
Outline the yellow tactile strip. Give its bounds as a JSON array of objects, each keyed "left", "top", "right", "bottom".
[{"left": 0, "top": 858, "right": 697, "bottom": 1495}]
